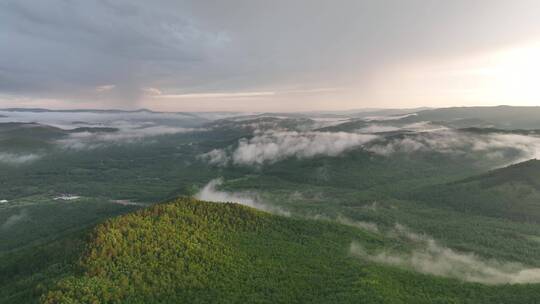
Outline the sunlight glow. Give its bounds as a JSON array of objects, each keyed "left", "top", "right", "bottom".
[
  {"left": 375, "top": 42, "right": 540, "bottom": 107},
  {"left": 485, "top": 43, "right": 540, "bottom": 105}
]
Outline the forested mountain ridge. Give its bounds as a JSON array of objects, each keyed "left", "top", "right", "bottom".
[
  {"left": 410, "top": 159, "right": 540, "bottom": 222},
  {"left": 40, "top": 198, "right": 540, "bottom": 304}
]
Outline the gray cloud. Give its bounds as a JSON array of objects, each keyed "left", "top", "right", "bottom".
[
  {"left": 367, "top": 130, "right": 540, "bottom": 165},
  {"left": 2, "top": 1, "right": 540, "bottom": 110},
  {"left": 0, "top": 0, "right": 230, "bottom": 107},
  {"left": 201, "top": 130, "right": 377, "bottom": 166},
  {"left": 350, "top": 224, "right": 540, "bottom": 284}
]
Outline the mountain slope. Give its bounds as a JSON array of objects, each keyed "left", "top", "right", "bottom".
[
  {"left": 411, "top": 159, "right": 540, "bottom": 222},
  {"left": 41, "top": 198, "right": 540, "bottom": 303}
]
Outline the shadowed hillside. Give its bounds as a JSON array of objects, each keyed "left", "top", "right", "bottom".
[{"left": 411, "top": 159, "right": 540, "bottom": 222}]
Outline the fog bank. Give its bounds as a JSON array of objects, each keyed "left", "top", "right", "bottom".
[
  {"left": 201, "top": 130, "right": 377, "bottom": 166},
  {"left": 351, "top": 224, "right": 540, "bottom": 284},
  {"left": 195, "top": 178, "right": 290, "bottom": 216}
]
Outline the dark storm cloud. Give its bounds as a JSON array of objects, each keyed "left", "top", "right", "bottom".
[
  {"left": 0, "top": 0, "right": 230, "bottom": 105},
  {"left": 1, "top": 0, "right": 540, "bottom": 109}
]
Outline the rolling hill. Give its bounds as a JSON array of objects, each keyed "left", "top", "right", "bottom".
[
  {"left": 35, "top": 198, "right": 540, "bottom": 303},
  {"left": 397, "top": 106, "right": 540, "bottom": 129},
  {"left": 411, "top": 159, "right": 540, "bottom": 222},
  {"left": 3, "top": 108, "right": 540, "bottom": 303}
]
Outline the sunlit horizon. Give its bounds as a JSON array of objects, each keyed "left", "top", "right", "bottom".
[{"left": 2, "top": 1, "right": 540, "bottom": 111}]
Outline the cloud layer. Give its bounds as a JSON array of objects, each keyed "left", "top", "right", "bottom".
[
  {"left": 367, "top": 130, "right": 540, "bottom": 164},
  {"left": 201, "top": 130, "right": 377, "bottom": 166},
  {"left": 3, "top": 1, "right": 540, "bottom": 110}
]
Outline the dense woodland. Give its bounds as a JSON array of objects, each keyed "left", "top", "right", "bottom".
[
  {"left": 3, "top": 108, "right": 540, "bottom": 303},
  {"left": 40, "top": 198, "right": 540, "bottom": 303}
]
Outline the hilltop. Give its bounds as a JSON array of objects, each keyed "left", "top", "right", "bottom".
[{"left": 38, "top": 198, "right": 540, "bottom": 303}]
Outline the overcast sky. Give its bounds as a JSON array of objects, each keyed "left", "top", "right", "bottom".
[{"left": 1, "top": 0, "right": 540, "bottom": 111}]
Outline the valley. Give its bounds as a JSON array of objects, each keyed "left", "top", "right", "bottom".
[{"left": 2, "top": 107, "right": 540, "bottom": 303}]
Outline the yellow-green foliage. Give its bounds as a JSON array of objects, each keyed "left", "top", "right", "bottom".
[
  {"left": 42, "top": 198, "right": 270, "bottom": 303},
  {"left": 41, "top": 198, "right": 540, "bottom": 304}
]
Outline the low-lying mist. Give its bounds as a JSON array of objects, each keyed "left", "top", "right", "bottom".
[
  {"left": 367, "top": 130, "right": 540, "bottom": 165},
  {"left": 195, "top": 178, "right": 290, "bottom": 216},
  {"left": 0, "top": 110, "right": 205, "bottom": 129},
  {"left": 200, "top": 130, "right": 377, "bottom": 166},
  {"left": 58, "top": 125, "right": 203, "bottom": 150},
  {"left": 0, "top": 109, "right": 209, "bottom": 150},
  {"left": 1, "top": 210, "right": 28, "bottom": 230},
  {"left": 0, "top": 152, "right": 41, "bottom": 164},
  {"left": 350, "top": 224, "right": 540, "bottom": 284}
]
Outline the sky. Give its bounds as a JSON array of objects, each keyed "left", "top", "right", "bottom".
[{"left": 1, "top": 0, "right": 540, "bottom": 112}]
